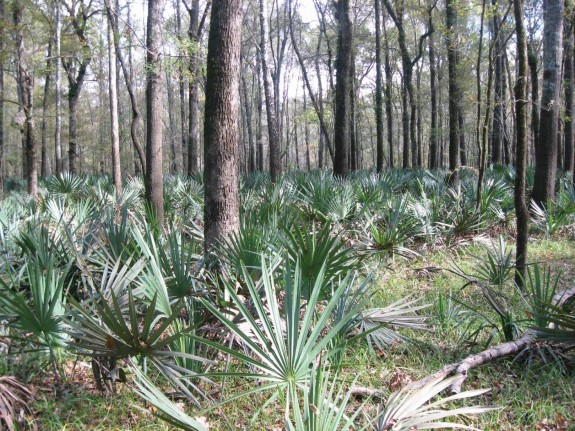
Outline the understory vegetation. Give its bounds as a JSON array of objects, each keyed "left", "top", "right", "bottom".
[{"left": 0, "top": 167, "right": 574, "bottom": 430}]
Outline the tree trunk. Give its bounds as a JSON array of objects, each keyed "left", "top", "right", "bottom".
[
  {"left": 176, "top": 0, "right": 187, "bottom": 174},
  {"left": 145, "top": 0, "right": 165, "bottom": 225},
  {"left": 259, "top": 0, "right": 281, "bottom": 182},
  {"left": 14, "top": 0, "right": 37, "bottom": 196},
  {"left": 446, "top": 0, "right": 460, "bottom": 185},
  {"left": 203, "top": 0, "right": 242, "bottom": 255},
  {"left": 383, "top": 16, "right": 394, "bottom": 168},
  {"left": 564, "top": 10, "right": 574, "bottom": 174},
  {"left": 0, "top": 0, "right": 3, "bottom": 197},
  {"left": 108, "top": 13, "right": 122, "bottom": 194},
  {"left": 491, "top": 3, "right": 506, "bottom": 165},
  {"left": 187, "top": 0, "right": 200, "bottom": 175},
  {"left": 333, "top": 0, "right": 353, "bottom": 178},
  {"left": 374, "top": 0, "right": 384, "bottom": 172},
  {"left": 54, "top": 0, "right": 62, "bottom": 174},
  {"left": 528, "top": 42, "right": 540, "bottom": 163},
  {"left": 256, "top": 53, "right": 264, "bottom": 172},
  {"left": 107, "top": 0, "right": 146, "bottom": 176},
  {"left": 41, "top": 42, "right": 52, "bottom": 178},
  {"left": 532, "top": 0, "right": 564, "bottom": 206},
  {"left": 458, "top": 108, "right": 467, "bottom": 166},
  {"left": 428, "top": 3, "right": 438, "bottom": 169},
  {"left": 242, "top": 72, "right": 256, "bottom": 173},
  {"left": 514, "top": 0, "right": 529, "bottom": 287}
]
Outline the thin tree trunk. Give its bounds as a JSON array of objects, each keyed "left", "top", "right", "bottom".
[
  {"left": 428, "top": 2, "right": 438, "bottom": 169},
  {"left": 303, "top": 79, "right": 311, "bottom": 171},
  {"left": 514, "top": 0, "right": 530, "bottom": 287},
  {"left": 242, "top": 72, "right": 256, "bottom": 173},
  {"left": 446, "top": 0, "right": 460, "bottom": 185},
  {"left": 374, "top": 0, "right": 384, "bottom": 172},
  {"left": 528, "top": 41, "right": 540, "bottom": 162},
  {"left": 383, "top": 16, "right": 394, "bottom": 168},
  {"left": 459, "top": 108, "right": 467, "bottom": 166},
  {"left": 108, "top": 13, "right": 122, "bottom": 193},
  {"left": 14, "top": 0, "right": 37, "bottom": 196},
  {"left": 145, "top": 0, "right": 165, "bottom": 225},
  {"left": 532, "top": 0, "right": 564, "bottom": 206},
  {"left": 41, "top": 41, "right": 52, "bottom": 178},
  {"left": 54, "top": 0, "right": 62, "bottom": 174},
  {"left": 259, "top": 0, "right": 281, "bottom": 182},
  {"left": 187, "top": 0, "right": 200, "bottom": 175},
  {"left": 564, "top": 9, "right": 574, "bottom": 174},
  {"left": 167, "top": 71, "right": 177, "bottom": 174},
  {"left": 203, "top": 0, "right": 242, "bottom": 255},
  {"left": 289, "top": 0, "right": 335, "bottom": 163},
  {"left": 0, "top": 0, "right": 3, "bottom": 197},
  {"left": 475, "top": 0, "right": 487, "bottom": 203},
  {"left": 176, "top": 0, "right": 186, "bottom": 174}
]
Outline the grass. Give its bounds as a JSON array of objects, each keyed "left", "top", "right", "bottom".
[{"left": 23, "top": 237, "right": 575, "bottom": 430}]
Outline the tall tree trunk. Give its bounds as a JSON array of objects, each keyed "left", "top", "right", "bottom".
[
  {"left": 106, "top": 0, "right": 146, "bottom": 176},
  {"left": 187, "top": 0, "right": 200, "bottom": 175},
  {"left": 145, "top": 0, "right": 165, "bottom": 225},
  {"left": 446, "top": 0, "right": 460, "bottom": 185},
  {"left": 54, "top": 0, "right": 62, "bottom": 174},
  {"left": 167, "top": 72, "right": 177, "bottom": 174},
  {"left": 383, "top": 16, "right": 394, "bottom": 168},
  {"left": 14, "top": 0, "right": 37, "bottom": 196},
  {"left": 303, "top": 79, "right": 311, "bottom": 171},
  {"left": 374, "top": 0, "right": 384, "bottom": 172},
  {"left": 491, "top": 2, "right": 506, "bottom": 165},
  {"left": 242, "top": 72, "right": 256, "bottom": 173},
  {"left": 459, "top": 108, "right": 467, "bottom": 166},
  {"left": 108, "top": 12, "right": 122, "bottom": 194},
  {"left": 288, "top": 1, "right": 334, "bottom": 164},
  {"left": 528, "top": 42, "right": 540, "bottom": 162},
  {"left": 203, "top": 0, "right": 242, "bottom": 255},
  {"left": 532, "top": 0, "right": 564, "bottom": 206},
  {"left": 350, "top": 55, "right": 358, "bottom": 171},
  {"left": 41, "top": 41, "right": 52, "bottom": 178},
  {"left": 0, "top": 0, "right": 5, "bottom": 196},
  {"left": 259, "top": 0, "right": 281, "bottom": 182},
  {"left": 428, "top": 3, "right": 438, "bottom": 169},
  {"left": 256, "top": 53, "right": 264, "bottom": 172},
  {"left": 475, "top": 0, "right": 487, "bottom": 203},
  {"left": 513, "top": 0, "right": 529, "bottom": 288},
  {"left": 564, "top": 9, "right": 574, "bottom": 174},
  {"left": 176, "top": 0, "right": 187, "bottom": 173},
  {"left": 333, "top": 0, "right": 353, "bottom": 178}
]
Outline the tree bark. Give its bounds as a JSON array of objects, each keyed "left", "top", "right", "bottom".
[
  {"left": 374, "top": 0, "right": 384, "bottom": 172},
  {"left": 333, "top": 0, "right": 353, "bottom": 178},
  {"left": 564, "top": 9, "right": 574, "bottom": 174},
  {"left": 491, "top": 2, "right": 507, "bottom": 165},
  {"left": 14, "top": 0, "right": 37, "bottom": 196},
  {"left": 54, "top": 0, "right": 62, "bottom": 174},
  {"left": 532, "top": 0, "right": 564, "bottom": 206},
  {"left": 187, "top": 0, "right": 200, "bottom": 175},
  {"left": 528, "top": 42, "right": 540, "bottom": 163},
  {"left": 0, "top": 0, "right": 3, "bottom": 197},
  {"left": 242, "top": 71, "right": 256, "bottom": 173},
  {"left": 107, "top": 12, "right": 122, "bottom": 194},
  {"left": 145, "top": 0, "right": 165, "bottom": 225},
  {"left": 176, "top": 0, "right": 186, "bottom": 174},
  {"left": 106, "top": 0, "right": 146, "bottom": 176},
  {"left": 383, "top": 15, "right": 394, "bottom": 168},
  {"left": 62, "top": 0, "right": 92, "bottom": 175},
  {"left": 203, "top": 0, "right": 242, "bottom": 255},
  {"left": 259, "top": 0, "right": 281, "bottom": 182},
  {"left": 428, "top": 4, "right": 438, "bottom": 169},
  {"left": 514, "top": 0, "right": 529, "bottom": 287},
  {"left": 446, "top": 0, "right": 460, "bottom": 185},
  {"left": 41, "top": 42, "right": 52, "bottom": 178}
]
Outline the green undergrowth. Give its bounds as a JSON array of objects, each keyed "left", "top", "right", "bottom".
[{"left": 28, "top": 238, "right": 575, "bottom": 431}]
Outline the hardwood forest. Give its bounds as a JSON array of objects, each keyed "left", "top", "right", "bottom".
[{"left": 0, "top": 0, "right": 574, "bottom": 429}]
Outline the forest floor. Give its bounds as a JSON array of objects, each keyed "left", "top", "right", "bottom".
[{"left": 28, "top": 234, "right": 575, "bottom": 431}]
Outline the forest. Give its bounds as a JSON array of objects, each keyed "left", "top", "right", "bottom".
[{"left": 0, "top": 0, "right": 574, "bottom": 429}]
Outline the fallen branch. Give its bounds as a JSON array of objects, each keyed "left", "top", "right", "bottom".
[{"left": 351, "top": 287, "right": 575, "bottom": 397}]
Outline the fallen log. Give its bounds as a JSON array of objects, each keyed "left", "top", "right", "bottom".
[{"left": 351, "top": 287, "right": 575, "bottom": 396}]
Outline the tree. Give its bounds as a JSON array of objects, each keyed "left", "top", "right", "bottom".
[
  {"left": 259, "top": 0, "right": 281, "bottom": 182},
  {"left": 446, "top": 0, "right": 460, "bottom": 185},
  {"left": 61, "top": 0, "right": 93, "bottom": 174},
  {"left": 14, "top": 0, "right": 37, "bottom": 196},
  {"left": 203, "top": 0, "right": 242, "bottom": 255},
  {"left": 0, "top": 0, "right": 4, "bottom": 197},
  {"left": 564, "top": 6, "right": 574, "bottom": 174},
  {"left": 333, "top": 0, "right": 353, "bottom": 178},
  {"left": 107, "top": 2, "right": 121, "bottom": 193},
  {"left": 374, "top": 0, "right": 384, "bottom": 172},
  {"left": 531, "top": 0, "right": 564, "bottom": 205},
  {"left": 105, "top": 0, "right": 147, "bottom": 176},
  {"left": 145, "top": 0, "right": 165, "bottom": 225},
  {"left": 514, "top": 0, "right": 529, "bottom": 287},
  {"left": 54, "top": 0, "right": 63, "bottom": 174}
]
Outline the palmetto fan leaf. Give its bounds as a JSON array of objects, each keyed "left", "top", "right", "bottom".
[
  {"left": 358, "top": 296, "right": 430, "bottom": 350},
  {"left": 374, "top": 374, "right": 494, "bottom": 430}
]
